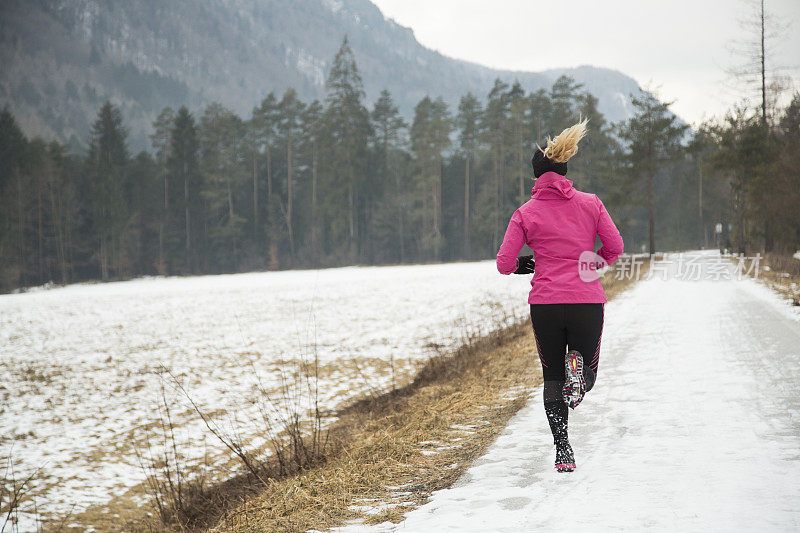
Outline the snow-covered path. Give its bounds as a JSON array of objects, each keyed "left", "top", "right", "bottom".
[{"left": 367, "top": 251, "right": 800, "bottom": 531}]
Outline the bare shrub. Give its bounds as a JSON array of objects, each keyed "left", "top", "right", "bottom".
[
  {"left": 1, "top": 451, "right": 39, "bottom": 533},
  {"left": 134, "top": 384, "right": 209, "bottom": 528},
  {"left": 763, "top": 252, "right": 800, "bottom": 276},
  {"left": 138, "top": 352, "right": 330, "bottom": 529}
]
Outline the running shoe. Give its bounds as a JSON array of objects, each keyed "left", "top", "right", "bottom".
[
  {"left": 555, "top": 441, "right": 575, "bottom": 472},
  {"left": 563, "top": 350, "right": 585, "bottom": 409}
]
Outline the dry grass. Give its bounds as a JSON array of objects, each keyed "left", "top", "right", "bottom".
[
  {"left": 736, "top": 252, "right": 800, "bottom": 305},
  {"left": 212, "top": 324, "right": 536, "bottom": 532}
]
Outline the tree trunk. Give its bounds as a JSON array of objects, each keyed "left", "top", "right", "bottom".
[
  {"left": 648, "top": 169, "right": 655, "bottom": 255},
  {"left": 517, "top": 123, "right": 524, "bottom": 200},
  {"left": 761, "top": 0, "right": 767, "bottom": 127},
  {"left": 348, "top": 182, "right": 355, "bottom": 250},
  {"left": 184, "top": 161, "right": 191, "bottom": 270},
  {"left": 227, "top": 174, "right": 234, "bottom": 220},
  {"left": 286, "top": 133, "right": 295, "bottom": 259},
  {"left": 100, "top": 235, "right": 109, "bottom": 281},
  {"left": 736, "top": 173, "right": 746, "bottom": 254},
  {"left": 698, "top": 160, "right": 705, "bottom": 248},
  {"left": 266, "top": 146, "right": 272, "bottom": 197},
  {"left": 464, "top": 150, "right": 471, "bottom": 259},
  {"left": 37, "top": 179, "right": 43, "bottom": 282},
  {"left": 492, "top": 143, "right": 500, "bottom": 249},
  {"left": 161, "top": 156, "right": 168, "bottom": 274},
  {"left": 311, "top": 138, "right": 319, "bottom": 264},
  {"left": 136, "top": 175, "right": 144, "bottom": 274},
  {"left": 17, "top": 172, "right": 25, "bottom": 286},
  {"left": 45, "top": 170, "right": 68, "bottom": 284},
  {"left": 253, "top": 149, "right": 258, "bottom": 239},
  {"left": 674, "top": 171, "right": 682, "bottom": 244},
  {"left": 433, "top": 160, "right": 441, "bottom": 261}
]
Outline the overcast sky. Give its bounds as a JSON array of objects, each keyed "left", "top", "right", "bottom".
[{"left": 371, "top": 0, "right": 800, "bottom": 125}]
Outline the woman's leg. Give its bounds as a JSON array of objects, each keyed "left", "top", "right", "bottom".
[
  {"left": 530, "top": 304, "right": 574, "bottom": 471},
  {"left": 530, "top": 304, "right": 567, "bottom": 404},
  {"left": 565, "top": 303, "right": 604, "bottom": 393}
]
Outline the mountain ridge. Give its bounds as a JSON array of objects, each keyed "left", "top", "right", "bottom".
[{"left": 0, "top": 0, "right": 645, "bottom": 151}]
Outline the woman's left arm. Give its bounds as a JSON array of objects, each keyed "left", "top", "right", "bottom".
[
  {"left": 496, "top": 209, "right": 526, "bottom": 275},
  {"left": 595, "top": 196, "right": 624, "bottom": 265}
]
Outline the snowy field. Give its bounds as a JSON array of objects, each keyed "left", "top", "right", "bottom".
[
  {"left": 0, "top": 260, "right": 531, "bottom": 528},
  {"left": 336, "top": 251, "right": 800, "bottom": 532}
]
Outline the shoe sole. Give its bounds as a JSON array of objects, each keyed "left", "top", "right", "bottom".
[
  {"left": 563, "top": 350, "right": 585, "bottom": 409},
  {"left": 555, "top": 462, "right": 576, "bottom": 472}
]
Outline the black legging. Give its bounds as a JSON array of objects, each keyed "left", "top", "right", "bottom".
[{"left": 530, "top": 303, "right": 604, "bottom": 404}]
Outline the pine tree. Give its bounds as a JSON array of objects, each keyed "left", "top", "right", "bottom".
[
  {"left": 410, "top": 96, "right": 451, "bottom": 260},
  {"left": 371, "top": 89, "right": 407, "bottom": 262},
  {"left": 277, "top": 88, "right": 305, "bottom": 262},
  {"left": 506, "top": 81, "right": 528, "bottom": 204},
  {"left": 301, "top": 100, "right": 324, "bottom": 263},
  {"left": 618, "top": 92, "right": 687, "bottom": 254},
  {"left": 322, "top": 36, "right": 372, "bottom": 260},
  {"left": 483, "top": 79, "right": 510, "bottom": 248},
  {"left": 251, "top": 93, "right": 279, "bottom": 251},
  {"left": 150, "top": 106, "right": 174, "bottom": 273},
  {"left": 456, "top": 93, "right": 482, "bottom": 259},
  {"left": 168, "top": 106, "right": 200, "bottom": 272},
  {"left": 571, "top": 92, "right": 613, "bottom": 194},
  {"left": 774, "top": 94, "right": 800, "bottom": 246},
  {"left": 550, "top": 75, "right": 583, "bottom": 132},
  {"left": 41, "top": 141, "right": 80, "bottom": 284},
  {"left": 200, "top": 102, "right": 247, "bottom": 270},
  {"left": 0, "top": 108, "right": 28, "bottom": 289},
  {"left": 527, "top": 88, "right": 551, "bottom": 143},
  {"left": 126, "top": 150, "right": 160, "bottom": 275},
  {"left": 87, "top": 101, "right": 129, "bottom": 280}
]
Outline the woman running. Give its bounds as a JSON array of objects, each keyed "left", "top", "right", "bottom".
[{"left": 496, "top": 118, "right": 623, "bottom": 472}]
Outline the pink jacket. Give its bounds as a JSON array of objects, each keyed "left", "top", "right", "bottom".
[{"left": 496, "top": 171, "right": 624, "bottom": 304}]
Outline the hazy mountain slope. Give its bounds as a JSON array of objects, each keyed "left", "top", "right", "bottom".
[{"left": 0, "top": 0, "right": 645, "bottom": 151}]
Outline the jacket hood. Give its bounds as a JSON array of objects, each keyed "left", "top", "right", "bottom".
[{"left": 531, "top": 171, "right": 576, "bottom": 200}]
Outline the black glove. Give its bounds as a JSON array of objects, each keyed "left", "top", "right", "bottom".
[{"left": 514, "top": 255, "right": 535, "bottom": 274}]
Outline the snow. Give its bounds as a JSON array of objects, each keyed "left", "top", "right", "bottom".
[
  {"left": 337, "top": 250, "right": 800, "bottom": 532},
  {"left": 0, "top": 261, "right": 530, "bottom": 529}
]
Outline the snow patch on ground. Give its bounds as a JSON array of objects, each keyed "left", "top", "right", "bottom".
[{"left": 1, "top": 261, "right": 530, "bottom": 528}]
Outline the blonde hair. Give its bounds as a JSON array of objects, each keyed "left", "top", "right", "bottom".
[{"left": 538, "top": 118, "right": 589, "bottom": 163}]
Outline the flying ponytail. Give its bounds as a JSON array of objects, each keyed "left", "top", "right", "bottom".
[{"left": 539, "top": 118, "right": 589, "bottom": 163}]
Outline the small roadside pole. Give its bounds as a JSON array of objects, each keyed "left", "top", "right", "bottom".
[{"left": 715, "top": 223, "right": 723, "bottom": 254}]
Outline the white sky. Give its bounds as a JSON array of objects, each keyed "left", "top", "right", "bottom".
[{"left": 371, "top": 0, "right": 800, "bottom": 126}]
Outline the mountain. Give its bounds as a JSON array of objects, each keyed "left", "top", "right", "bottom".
[{"left": 0, "top": 0, "right": 645, "bottom": 152}]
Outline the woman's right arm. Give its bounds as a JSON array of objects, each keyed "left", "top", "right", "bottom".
[
  {"left": 496, "top": 209, "right": 526, "bottom": 275},
  {"left": 595, "top": 195, "right": 624, "bottom": 265}
]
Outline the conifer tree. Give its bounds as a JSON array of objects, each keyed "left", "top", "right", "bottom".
[
  {"left": 456, "top": 93, "right": 482, "bottom": 258},
  {"left": 168, "top": 106, "right": 200, "bottom": 272},
  {"left": 410, "top": 96, "right": 451, "bottom": 260},
  {"left": 200, "top": 102, "right": 247, "bottom": 270},
  {"left": 483, "top": 79, "right": 510, "bottom": 248},
  {"left": 301, "top": 100, "right": 324, "bottom": 262},
  {"left": 618, "top": 92, "right": 687, "bottom": 254},
  {"left": 322, "top": 36, "right": 372, "bottom": 260},
  {"left": 87, "top": 101, "right": 128, "bottom": 279},
  {"left": 277, "top": 88, "right": 305, "bottom": 261},
  {"left": 150, "top": 106, "right": 174, "bottom": 272},
  {"left": 371, "top": 89, "right": 407, "bottom": 261}
]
